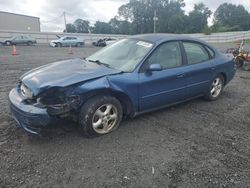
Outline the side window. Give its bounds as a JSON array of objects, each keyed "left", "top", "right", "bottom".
[
  {"left": 14, "top": 36, "right": 21, "bottom": 40},
  {"left": 183, "top": 42, "right": 210, "bottom": 64},
  {"left": 146, "top": 42, "right": 182, "bottom": 70}
]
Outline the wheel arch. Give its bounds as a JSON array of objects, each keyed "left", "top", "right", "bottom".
[
  {"left": 80, "top": 89, "right": 135, "bottom": 117},
  {"left": 5, "top": 40, "right": 12, "bottom": 45},
  {"left": 57, "top": 42, "right": 62, "bottom": 47},
  {"left": 218, "top": 72, "right": 227, "bottom": 85}
]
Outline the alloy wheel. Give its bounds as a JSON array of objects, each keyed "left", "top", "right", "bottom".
[
  {"left": 92, "top": 104, "right": 118, "bottom": 134},
  {"left": 210, "top": 78, "right": 223, "bottom": 98}
]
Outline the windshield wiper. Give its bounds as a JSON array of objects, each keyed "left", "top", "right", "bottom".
[{"left": 87, "top": 59, "right": 111, "bottom": 68}]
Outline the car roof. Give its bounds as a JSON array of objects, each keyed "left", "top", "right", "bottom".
[
  {"left": 13, "top": 35, "right": 30, "bottom": 38},
  {"left": 129, "top": 33, "right": 206, "bottom": 44},
  {"left": 62, "top": 36, "right": 78, "bottom": 38}
]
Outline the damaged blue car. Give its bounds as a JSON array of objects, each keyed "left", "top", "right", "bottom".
[{"left": 9, "top": 34, "right": 236, "bottom": 137}]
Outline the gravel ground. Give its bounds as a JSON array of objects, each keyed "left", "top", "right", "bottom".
[{"left": 0, "top": 43, "right": 250, "bottom": 188}]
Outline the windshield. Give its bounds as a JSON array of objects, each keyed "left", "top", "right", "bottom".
[{"left": 86, "top": 39, "right": 153, "bottom": 72}]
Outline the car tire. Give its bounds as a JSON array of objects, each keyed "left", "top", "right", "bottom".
[
  {"left": 79, "top": 95, "right": 123, "bottom": 137},
  {"left": 57, "top": 43, "right": 62, "bottom": 47},
  {"left": 242, "top": 61, "right": 250, "bottom": 71},
  {"left": 235, "top": 57, "right": 244, "bottom": 68},
  {"left": 5, "top": 41, "right": 11, "bottom": 46},
  {"left": 27, "top": 41, "right": 32, "bottom": 46},
  {"left": 205, "top": 74, "right": 224, "bottom": 101},
  {"left": 76, "top": 42, "right": 82, "bottom": 47}
]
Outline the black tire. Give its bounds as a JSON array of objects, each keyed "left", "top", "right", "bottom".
[
  {"left": 205, "top": 74, "right": 224, "bottom": 101},
  {"left": 27, "top": 41, "right": 32, "bottom": 46},
  {"left": 235, "top": 57, "right": 244, "bottom": 68},
  {"left": 76, "top": 42, "right": 82, "bottom": 47},
  {"left": 5, "top": 41, "right": 11, "bottom": 46},
  {"left": 242, "top": 61, "right": 250, "bottom": 71},
  {"left": 57, "top": 43, "right": 62, "bottom": 47},
  {"left": 79, "top": 95, "right": 123, "bottom": 137}
]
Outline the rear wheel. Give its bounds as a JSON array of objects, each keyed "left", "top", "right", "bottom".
[
  {"left": 205, "top": 75, "right": 224, "bottom": 101},
  {"left": 79, "top": 95, "right": 123, "bottom": 137},
  {"left": 5, "top": 41, "right": 11, "bottom": 46},
  {"left": 242, "top": 61, "right": 250, "bottom": 71},
  {"left": 27, "top": 41, "right": 32, "bottom": 46}
]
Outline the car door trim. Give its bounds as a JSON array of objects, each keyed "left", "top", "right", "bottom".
[{"left": 141, "top": 85, "right": 186, "bottom": 99}]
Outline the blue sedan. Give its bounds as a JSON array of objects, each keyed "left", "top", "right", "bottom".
[{"left": 9, "top": 34, "right": 236, "bottom": 137}]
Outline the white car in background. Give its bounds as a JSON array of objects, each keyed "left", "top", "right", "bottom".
[
  {"left": 105, "top": 38, "right": 118, "bottom": 46},
  {"left": 50, "top": 36, "right": 84, "bottom": 47}
]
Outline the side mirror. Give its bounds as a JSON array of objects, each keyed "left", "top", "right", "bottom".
[{"left": 147, "top": 64, "right": 162, "bottom": 72}]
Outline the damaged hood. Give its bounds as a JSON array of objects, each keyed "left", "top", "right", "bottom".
[{"left": 21, "top": 58, "right": 121, "bottom": 96}]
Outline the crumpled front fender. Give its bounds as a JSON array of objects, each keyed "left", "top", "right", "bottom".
[{"left": 72, "top": 75, "right": 138, "bottom": 116}]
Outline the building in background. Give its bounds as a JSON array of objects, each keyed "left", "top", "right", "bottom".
[{"left": 0, "top": 11, "right": 40, "bottom": 32}]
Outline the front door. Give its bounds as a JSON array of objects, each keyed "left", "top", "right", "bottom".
[{"left": 139, "top": 41, "right": 188, "bottom": 111}]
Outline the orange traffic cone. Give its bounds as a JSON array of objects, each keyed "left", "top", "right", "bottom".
[
  {"left": 12, "top": 45, "right": 18, "bottom": 56},
  {"left": 68, "top": 45, "right": 73, "bottom": 55}
]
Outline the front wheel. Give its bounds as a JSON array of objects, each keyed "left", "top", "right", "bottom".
[
  {"left": 56, "top": 43, "right": 62, "bottom": 47},
  {"left": 76, "top": 42, "right": 82, "bottom": 47},
  {"left": 79, "top": 95, "right": 123, "bottom": 137},
  {"left": 205, "top": 75, "right": 224, "bottom": 101}
]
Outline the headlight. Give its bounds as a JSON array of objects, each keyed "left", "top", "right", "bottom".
[
  {"left": 34, "top": 88, "right": 80, "bottom": 115},
  {"left": 20, "top": 83, "right": 33, "bottom": 99}
]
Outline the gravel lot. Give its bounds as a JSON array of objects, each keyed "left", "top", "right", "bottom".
[{"left": 0, "top": 43, "right": 250, "bottom": 188}]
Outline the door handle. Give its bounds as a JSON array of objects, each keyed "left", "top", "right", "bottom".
[
  {"left": 211, "top": 67, "right": 216, "bottom": 70},
  {"left": 176, "top": 73, "right": 185, "bottom": 78}
]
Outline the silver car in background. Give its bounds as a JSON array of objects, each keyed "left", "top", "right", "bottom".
[
  {"left": 2, "top": 35, "right": 37, "bottom": 46},
  {"left": 50, "top": 36, "right": 84, "bottom": 47}
]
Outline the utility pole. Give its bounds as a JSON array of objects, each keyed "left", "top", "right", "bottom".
[
  {"left": 63, "top": 11, "right": 67, "bottom": 33},
  {"left": 153, "top": 10, "right": 158, "bottom": 33}
]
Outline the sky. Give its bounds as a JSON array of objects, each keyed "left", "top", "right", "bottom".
[{"left": 0, "top": 0, "right": 250, "bottom": 32}]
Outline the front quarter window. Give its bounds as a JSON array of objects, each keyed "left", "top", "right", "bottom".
[{"left": 86, "top": 39, "right": 153, "bottom": 72}]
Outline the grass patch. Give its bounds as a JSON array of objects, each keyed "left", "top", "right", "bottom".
[{"left": 245, "top": 38, "right": 250, "bottom": 45}]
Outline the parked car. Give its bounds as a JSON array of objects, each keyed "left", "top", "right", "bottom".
[
  {"left": 92, "top": 38, "right": 117, "bottom": 47},
  {"left": 2, "top": 35, "right": 37, "bottom": 46},
  {"left": 50, "top": 36, "right": 84, "bottom": 47},
  {"left": 9, "top": 34, "right": 236, "bottom": 136}
]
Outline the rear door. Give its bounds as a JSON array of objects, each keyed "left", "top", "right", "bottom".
[
  {"left": 62, "top": 37, "right": 71, "bottom": 46},
  {"left": 13, "top": 36, "right": 22, "bottom": 44},
  {"left": 71, "top": 37, "right": 78, "bottom": 45},
  {"left": 181, "top": 41, "right": 215, "bottom": 98},
  {"left": 22, "top": 36, "right": 29, "bottom": 44},
  {"left": 139, "top": 41, "right": 188, "bottom": 111}
]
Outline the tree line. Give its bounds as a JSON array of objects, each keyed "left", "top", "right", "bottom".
[{"left": 64, "top": 0, "right": 250, "bottom": 35}]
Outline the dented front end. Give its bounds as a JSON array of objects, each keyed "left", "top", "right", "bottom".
[
  {"left": 9, "top": 82, "right": 81, "bottom": 134},
  {"left": 9, "top": 86, "right": 51, "bottom": 134},
  {"left": 8, "top": 58, "right": 135, "bottom": 134}
]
